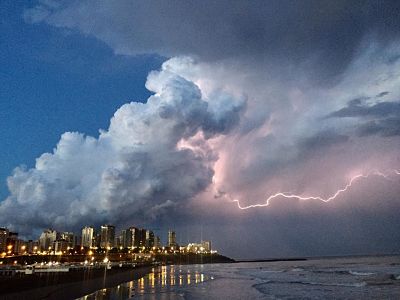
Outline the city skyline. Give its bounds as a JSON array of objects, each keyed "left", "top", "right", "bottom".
[{"left": 1, "top": 223, "right": 212, "bottom": 257}]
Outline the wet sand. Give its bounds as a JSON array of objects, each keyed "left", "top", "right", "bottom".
[{"left": 0, "top": 266, "right": 152, "bottom": 300}]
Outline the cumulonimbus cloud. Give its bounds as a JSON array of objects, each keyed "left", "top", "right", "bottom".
[{"left": 0, "top": 58, "right": 245, "bottom": 234}]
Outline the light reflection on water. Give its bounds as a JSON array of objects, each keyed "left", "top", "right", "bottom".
[
  {"left": 78, "top": 256, "right": 400, "bottom": 300},
  {"left": 78, "top": 265, "right": 210, "bottom": 299}
]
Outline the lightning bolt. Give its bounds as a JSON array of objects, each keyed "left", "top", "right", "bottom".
[{"left": 231, "top": 169, "right": 400, "bottom": 210}]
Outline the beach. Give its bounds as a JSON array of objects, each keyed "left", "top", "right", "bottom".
[
  {"left": 80, "top": 255, "right": 400, "bottom": 299},
  {"left": 0, "top": 253, "right": 233, "bottom": 299},
  {"left": 0, "top": 265, "right": 152, "bottom": 300},
  {"left": 1, "top": 255, "right": 399, "bottom": 299}
]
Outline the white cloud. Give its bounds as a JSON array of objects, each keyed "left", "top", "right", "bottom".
[{"left": 0, "top": 57, "right": 245, "bottom": 234}]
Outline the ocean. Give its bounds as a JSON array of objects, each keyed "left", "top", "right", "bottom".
[{"left": 78, "top": 255, "right": 400, "bottom": 299}]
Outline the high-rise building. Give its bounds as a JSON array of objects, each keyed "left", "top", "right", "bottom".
[
  {"left": 5, "top": 231, "right": 18, "bottom": 254},
  {"left": 93, "top": 232, "right": 101, "bottom": 248},
  {"left": 115, "top": 235, "right": 122, "bottom": 248},
  {"left": 201, "top": 240, "right": 211, "bottom": 252},
  {"left": 54, "top": 239, "right": 69, "bottom": 252},
  {"left": 27, "top": 240, "right": 39, "bottom": 254},
  {"left": 100, "top": 225, "right": 115, "bottom": 249},
  {"left": 129, "top": 227, "right": 140, "bottom": 248},
  {"left": 120, "top": 229, "right": 126, "bottom": 248},
  {"left": 145, "top": 230, "right": 155, "bottom": 247},
  {"left": 39, "top": 229, "right": 57, "bottom": 251},
  {"left": 74, "top": 235, "right": 81, "bottom": 247},
  {"left": 121, "top": 229, "right": 132, "bottom": 248},
  {"left": 138, "top": 228, "right": 146, "bottom": 247},
  {"left": 81, "top": 226, "right": 94, "bottom": 248},
  {"left": 186, "top": 241, "right": 212, "bottom": 253},
  {"left": 16, "top": 240, "right": 27, "bottom": 255},
  {"left": 154, "top": 236, "right": 161, "bottom": 248},
  {"left": 0, "top": 227, "right": 9, "bottom": 253},
  {"left": 60, "top": 232, "right": 74, "bottom": 248},
  {"left": 168, "top": 230, "right": 177, "bottom": 248}
]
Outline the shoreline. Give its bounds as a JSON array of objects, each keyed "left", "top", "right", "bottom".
[
  {"left": 0, "top": 253, "right": 234, "bottom": 299},
  {"left": 1, "top": 265, "right": 153, "bottom": 300},
  {"left": 235, "top": 258, "right": 307, "bottom": 263},
  {"left": 1, "top": 253, "right": 398, "bottom": 299},
  {"left": 234, "top": 252, "right": 400, "bottom": 263}
]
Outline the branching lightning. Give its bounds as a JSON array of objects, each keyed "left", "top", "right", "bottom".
[{"left": 232, "top": 170, "right": 400, "bottom": 210}]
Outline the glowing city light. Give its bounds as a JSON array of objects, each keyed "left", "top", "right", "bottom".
[{"left": 232, "top": 169, "right": 400, "bottom": 210}]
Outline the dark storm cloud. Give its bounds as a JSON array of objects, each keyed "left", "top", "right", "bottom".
[
  {"left": 299, "top": 131, "right": 349, "bottom": 153},
  {"left": 357, "top": 117, "right": 400, "bottom": 137},
  {"left": 347, "top": 97, "right": 371, "bottom": 107},
  {"left": 328, "top": 98, "right": 400, "bottom": 136},
  {"left": 25, "top": 0, "right": 400, "bottom": 81},
  {"left": 376, "top": 91, "right": 390, "bottom": 98},
  {"left": 329, "top": 100, "right": 400, "bottom": 118}
]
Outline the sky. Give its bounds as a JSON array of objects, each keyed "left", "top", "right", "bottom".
[{"left": 1, "top": 0, "right": 400, "bottom": 259}]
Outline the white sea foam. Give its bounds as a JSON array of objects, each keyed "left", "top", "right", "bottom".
[
  {"left": 261, "top": 270, "right": 284, "bottom": 273},
  {"left": 290, "top": 268, "right": 304, "bottom": 272},
  {"left": 267, "top": 280, "right": 367, "bottom": 288},
  {"left": 308, "top": 281, "right": 367, "bottom": 288},
  {"left": 349, "top": 271, "right": 375, "bottom": 276}
]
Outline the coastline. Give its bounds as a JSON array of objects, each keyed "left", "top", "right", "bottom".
[
  {"left": 235, "top": 258, "right": 307, "bottom": 263},
  {"left": 0, "top": 253, "right": 234, "bottom": 299},
  {"left": 233, "top": 252, "right": 400, "bottom": 263},
  {"left": 1, "top": 265, "right": 153, "bottom": 300},
  {"left": 1, "top": 254, "right": 399, "bottom": 299}
]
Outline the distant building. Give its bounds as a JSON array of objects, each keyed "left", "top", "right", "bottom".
[
  {"left": 120, "top": 229, "right": 129, "bottom": 248},
  {"left": 186, "top": 241, "right": 211, "bottom": 253},
  {"left": 74, "top": 235, "right": 81, "bottom": 247},
  {"left": 0, "top": 227, "right": 9, "bottom": 253},
  {"left": 60, "top": 232, "right": 74, "bottom": 248},
  {"left": 39, "top": 229, "right": 57, "bottom": 251},
  {"left": 168, "top": 230, "right": 177, "bottom": 248},
  {"left": 128, "top": 227, "right": 142, "bottom": 248},
  {"left": 115, "top": 235, "right": 122, "bottom": 248},
  {"left": 138, "top": 228, "right": 146, "bottom": 247},
  {"left": 93, "top": 232, "right": 101, "bottom": 248},
  {"left": 4, "top": 231, "right": 24, "bottom": 255},
  {"left": 100, "top": 225, "right": 115, "bottom": 248},
  {"left": 154, "top": 236, "right": 161, "bottom": 248},
  {"left": 27, "top": 240, "right": 39, "bottom": 254},
  {"left": 201, "top": 240, "right": 211, "bottom": 252},
  {"left": 145, "top": 230, "right": 155, "bottom": 247},
  {"left": 122, "top": 227, "right": 145, "bottom": 248},
  {"left": 7, "top": 231, "right": 18, "bottom": 244},
  {"left": 54, "top": 239, "right": 69, "bottom": 252},
  {"left": 16, "top": 240, "right": 27, "bottom": 255},
  {"left": 131, "top": 230, "right": 137, "bottom": 248},
  {"left": 81, "top": 226, "right": 94, "bottom": 248}
]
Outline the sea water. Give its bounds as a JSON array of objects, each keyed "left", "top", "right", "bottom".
[{"left": 78, "top": 255, "right": 400, "bottom": 299}]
